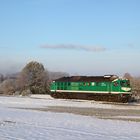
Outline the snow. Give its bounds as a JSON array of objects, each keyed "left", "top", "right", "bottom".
[
  {"left": 0, "top": 95, "right": 140, "bottom": 140},
  {"left": 0, "top": 94, "right": 140, "bottom": 110}
]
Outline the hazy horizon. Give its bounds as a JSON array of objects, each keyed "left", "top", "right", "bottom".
[{"left": 0, "top": 0, "right": 140, "bottom": 76}]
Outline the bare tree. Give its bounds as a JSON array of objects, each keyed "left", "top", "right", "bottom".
[
  {"left": 124, "top": 73, "right": 140, "bottom": 95},
  {"left": 0, "top": 74, "right": 4, "bottom": 83},
  {"left": 123, "top": 73, "right": 133, "bottom": 80},
  {"left": 0, "top": 79, "right": 16, "bottom": 95}
]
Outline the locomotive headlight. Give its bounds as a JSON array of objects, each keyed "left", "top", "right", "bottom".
[{"left": 121, "top": 87, "right": 131, "bottom": 91}]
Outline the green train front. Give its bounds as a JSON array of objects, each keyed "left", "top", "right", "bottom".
[{"left": 50, "top": 75, "right": 132, "bottom": 102}]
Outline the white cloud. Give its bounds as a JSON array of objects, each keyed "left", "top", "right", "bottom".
[
  {"left": 127, "top": 43, "right": 135, "bottom": 48},
  {"left": 40, "top": 44, "right": 106, "bottom": 52}
]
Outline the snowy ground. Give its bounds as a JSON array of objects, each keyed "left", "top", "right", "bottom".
[{"left": 0, "top": 95, "right": 140, "bottom": 140}]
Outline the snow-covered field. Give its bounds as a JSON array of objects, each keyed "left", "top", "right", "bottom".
[{"left": 0, "top": 95, "right": 140, "bottom": 140}]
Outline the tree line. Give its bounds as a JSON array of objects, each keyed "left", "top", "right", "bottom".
[{"left": 0, "top": 61, "right": 69, "bottom": 95}]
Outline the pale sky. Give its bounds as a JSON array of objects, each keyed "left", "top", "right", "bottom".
[{"left": 0, "top": 0, "right": 140, "bottom": 76}]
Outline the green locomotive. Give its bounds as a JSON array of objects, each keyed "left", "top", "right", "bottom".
[{"left": 50, "top": 75, "right": 132, "bottom": 102}]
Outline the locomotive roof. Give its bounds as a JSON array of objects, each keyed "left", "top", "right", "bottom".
[{"left": 54, "top": 75, "right": 119, "bottom": 82}]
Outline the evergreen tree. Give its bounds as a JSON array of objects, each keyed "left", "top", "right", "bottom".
[{"left": 17, "top": 61, "right": 49, "bottom": 94}]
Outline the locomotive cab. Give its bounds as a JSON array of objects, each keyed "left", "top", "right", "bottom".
[
  {"left": 120, "top": 79, "right": 132, "bottom": 92},
  {"left": 111, "top": 78, "right": 131, "bottom": 94}
]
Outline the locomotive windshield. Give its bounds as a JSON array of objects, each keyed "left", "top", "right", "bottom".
[{"left": 120, "top": 80, "right": 130, "bottom": 87}]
